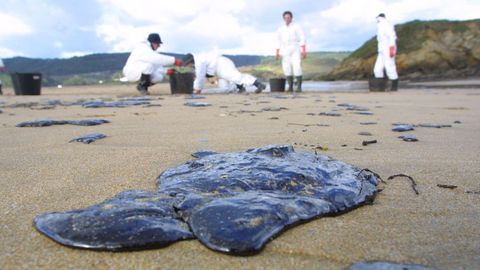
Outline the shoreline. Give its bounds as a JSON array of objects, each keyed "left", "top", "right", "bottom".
[{"left": 2, "top": 78, "right": 480, "bottom": 97}]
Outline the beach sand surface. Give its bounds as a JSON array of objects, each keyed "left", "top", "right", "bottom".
[{"left": 0, "top": 84, "right": 479, "bottom": 269}]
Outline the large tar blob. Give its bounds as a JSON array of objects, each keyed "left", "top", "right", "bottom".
[{"left": 34, "top": 145, "right": 378, "bottom": 255}]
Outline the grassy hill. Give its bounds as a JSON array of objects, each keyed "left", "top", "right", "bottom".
[
  {"left": 240, "top": 52, "right": 349, "bottom": 80},
  {"left": 327, "top": 19, "right": 480, "bottom": 80}
]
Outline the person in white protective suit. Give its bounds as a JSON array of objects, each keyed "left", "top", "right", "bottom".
[
  {"left": 276, "top": 11, "right": 306, "bottom": 92},
  {"left": 374, "top": 13, "right": 399, "bottom": 91},
  {"left": 0, "top": 58, "right": 5, "bottom": 95},
  {"left": 122, "top": 33, "right": 182, "bottom": 95},
  {"left": 182, "top": 52, "right": 266, "bottom": 95}
]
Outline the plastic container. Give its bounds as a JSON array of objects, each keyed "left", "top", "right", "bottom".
[
  {"left": 169, "top": 72, "right": 194, "bottom": 94},
  {"left": 269, "top": 78, "right": 286, "bottom": 92},
  {"left": 11, "top": 73, "right": 42, "bottom": 95},
  {"left": 368, "top": 77, "right": 387, "bottom": 92}
]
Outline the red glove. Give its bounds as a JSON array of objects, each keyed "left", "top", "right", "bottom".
[
  {"left": 389, "top": 46, "right": 395, "bottom": 58},
  {"left": 166, "top": 69, "right": 175, "bottom": 76},
  {"left": 174, "top": 58, "right": 183, "bottom": 66},
  {"left": 301, "top": 45, "right": 307, "bottom": 59},
  {"left": 275, "top": 49, "right": 280, "bottom": 60}
]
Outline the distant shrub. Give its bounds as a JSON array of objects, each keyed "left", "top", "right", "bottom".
[
  {"left": 0, "top": 74, "right": 12, "bottom": 87},
  {"left": 63, "top": 75, "right": 90, "bottom": 86}
]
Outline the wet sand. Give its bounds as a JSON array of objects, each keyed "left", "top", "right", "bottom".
[{"left": 0, "top": 83, "right": 479, "bottom": 269}]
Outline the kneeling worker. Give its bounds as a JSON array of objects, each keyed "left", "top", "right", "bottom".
[
  {"left": 182, "top": 52, "right": 266, "bottom": 94},
  {"left": 122, "top": 33, "right": 183, "bottom": 95}
]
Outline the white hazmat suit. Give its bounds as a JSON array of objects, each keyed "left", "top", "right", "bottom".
[
  {"left": 123, "top": 41, "right": 175, "bottom": 83},
  {"left": 0, "top": 58, "right": 4, "bottom": 93},
  {"left": 277, "top": 21, "right": 305, "bottom": 76},
  {"left": 374, "top": 17, "right": 398, "bottom": 80},
  {"left": 192, "top": 53, "right": 257, "bottom": 91}
]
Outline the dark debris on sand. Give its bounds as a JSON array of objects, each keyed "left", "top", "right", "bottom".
[
  {"left": 399, "top": 135, "right": 418, "bottom": 142},
  {"left": 34, "top": 145, "right": 379, "bottom": 255},
  {"left": 16, "top": 119, "right": 110, "bottom": 127},
  {"left": 184, "top": 101, "right": 212, "bottom": 107},
  {"left": 69, "top": 133, "right": 107, "bottom": 144},
  {"left": 347, "top": 261, "right": 438, "bottom": 270}
]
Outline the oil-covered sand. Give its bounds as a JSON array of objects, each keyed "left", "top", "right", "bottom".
[{"left": 0, "top": 83, "right": 479, "bottom": 269}]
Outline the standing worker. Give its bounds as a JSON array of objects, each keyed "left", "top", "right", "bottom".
[
  {"left": 122, "top": 33, "right": 183, "bottom": 95},
  {"left": 182, "top": 52, "right": 266, "bottom": 94},
  {"left": 373, "top": 13, "right": 399, "bottom": 91},
  {"left": 276, "top": 11, "right": 306, "bottom": 92},
  {"left": 0, "top": 58, "right": 5, "bottom": 95}
]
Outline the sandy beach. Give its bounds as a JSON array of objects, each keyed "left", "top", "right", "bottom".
[{"left": 0, "top": 83, "right": 479, "bottom": 269}]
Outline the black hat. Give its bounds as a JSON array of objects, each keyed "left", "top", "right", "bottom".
[
  {"left": 376, "top": 13, "right": 386, "bottom": 18},
  {"left": 147, "top": 33, "right": 162, "bottom": 44},
  {"left": 182, "top": 53, "right": 194, "bottom": 66}
]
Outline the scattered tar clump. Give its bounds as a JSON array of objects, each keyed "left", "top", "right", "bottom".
[
  {"left": 16, "top": 119, "right": 110, "bottom": 127},
  {"left": 69, "top": 133, "right": 106, "bottom": 144},
  {"left": 319, "top": 111, "right": 342, "bottom": 117},
  {"left": 392, "top": 124, "right": 415, "bottom": 132},
  {"left": 184, "top": 101, "right": 211, "bottom": 107},
  {"left": 82, "top": 100, "right": 151, "bottom": 108},
  {"left": 347, "top": 261, "right": 439, "bottom": 270},
  {"left": 399, "top": 135, "right": 418, "bottom": 142}
]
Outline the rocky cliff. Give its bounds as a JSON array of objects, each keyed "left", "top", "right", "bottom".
[{"left": 327, "top": 19, "right": 480, "bottom": 81}]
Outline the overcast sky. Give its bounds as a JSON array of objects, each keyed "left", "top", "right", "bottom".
[{"left": 0, "top": 0, "right": 478, "bottom": 58}]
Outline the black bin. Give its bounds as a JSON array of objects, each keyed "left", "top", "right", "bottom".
[
  {"left": 269, "top": 78, "right": 286, "bottom": 92},
  {"left": 368, "top": 77, "right": 387, "bottom": 92},
  {"left": 169, "top": 72, "right": 194, "bottom": 94},
  {"left": 11, "top": 73, "right": 42, "bottom": 95}
]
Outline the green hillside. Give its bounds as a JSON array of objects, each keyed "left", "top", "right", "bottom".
[
  {"left": 240, "top": 52, "right": 350, "bottom": 80},
  {"left": 328, "top": 19, "right": 480, "bottom": 80}
]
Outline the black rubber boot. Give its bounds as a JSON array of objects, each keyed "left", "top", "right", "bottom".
[
  {"left": 136, "top": 74, "right": 151, "bottom": 95},
  {"left": 295, "top": 76, "right": 303, "bottom": 92},
  {"left": 286, "top": 76, "right": 294, "bottom": 92},
  {"left": 390, "top": 79, "right": 399, "bottom": 91},
  {"left": 253, "top": 80, "right": 266, "bottom": 93},
  {"left": 236, "top": 84, "right": 246, "bottom": 93}
]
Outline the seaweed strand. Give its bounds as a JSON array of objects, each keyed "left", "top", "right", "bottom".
[{"left": 387, "top": 174, "right": 419, "bottom": 195}]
